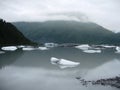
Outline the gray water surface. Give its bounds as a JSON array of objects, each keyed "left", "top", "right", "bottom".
[{"left": 0, "top": 47, "right": 120, "bottom": 90}]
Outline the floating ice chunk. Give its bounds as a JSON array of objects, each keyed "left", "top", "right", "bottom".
[
  {"left": 102, "top": 45, "right": 115, "bottom": 48},
  {"left": 83, "top": 49, "right": 101, "bottom": 53},
  {"left": 22, "top": 47, "right": 36, "bottom": 51},
  {"left": 17, "top": 45, "right": 25, "bottom": 48},
  {"left": 59, "top": 59, "right": 80, "bottom": 66},
  {"left": 75, "top": 44, "right": 90, "bottom": 50},
  {"left": 22, "top": 46, "right": 48, "bottom": 51},
  {"left": 115, "top": 46, "right": 120, "bottom": 53},
  {"left": 50, "top": 57, "right": 60, "bottom": 64},
  {"left": 83, "top": 60, "right": 120, "bottom": 81},
  {"left": 0, "top": 51, "right": 5, "bottom": 54},
  {"left": 38, "top": 47, "right": 48, "bottom": 50},
  {"left": 75, "top": 44, "right": 101, "bottom": 53},
  {"left": 50, "top": 57, "right": 80, "bottom": 69},
  {"left": 1, "top": 46, "right": 17, "bottom": 51},
  {"left": 44, "top": 43, "right": 58, "bottom": 48},
  {"left": 116, "top": 46, "right": 120, "bottom": 51}
]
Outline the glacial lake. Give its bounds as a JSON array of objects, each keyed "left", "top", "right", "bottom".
[{"left": 0, "top": 47, "right": 120, "bottom": 90}]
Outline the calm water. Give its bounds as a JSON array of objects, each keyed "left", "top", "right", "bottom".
[{"left": 0, "top": 47, "right": 120, "bottom": 90}]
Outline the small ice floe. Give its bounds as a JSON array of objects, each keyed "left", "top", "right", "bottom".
[
  {"left": 17, "top": 45, "right": 25, "bottom": 48},
  {"left": 0, "top": 51, "right": 5, "bottom": 54},
  {"left": 44, "top": 43, "right": 58, "bottom": 48},
  {"left": 22, "top": 47, "right": 36, "bottom": 51},
  {"left": 83, "top": 49, "right": 101, "bottom": 53},
  {"left": 101, "top": 45, "right": 115, "bottom": 48},
  {"left": 1, "top": 46, "right": 17, "bottom": 51},
  {"left": 50, "top": 57, "right": 80, "bottom": 69},
  {"left": 38, "top": 47, "right": 48, "bottom": 50},
  {"left": 22, "top": 46, "right": 48, "bottom": 51},
  {"left": 75, "top": 44, "right": 101, "bottom": 53},
  {"left": 115, "top": 46, "right": 120, "bottom": 53},
  {"left": 75, "top": 44, "right": 91, "bottom": 50}
]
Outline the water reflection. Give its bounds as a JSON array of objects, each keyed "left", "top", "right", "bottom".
[
  {"left": 83, "top": 60, "right": 120, "bottom": 80},
  {"left": 0, "top": 47, "right": 120, "bottom": 90},
  {"left": 12, "top": 47, "right": 120, "bottom": 69},
  {"left": 0, "top": 50, "right": 23, "bottom": 68},
  {"left": 0, "top": 66, "right": 118, "bottom": 90}
]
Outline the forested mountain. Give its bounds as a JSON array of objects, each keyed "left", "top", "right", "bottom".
[
  {"left": 0, "top": 19, "right": 35, "bottom": 46},
  {"left": 13, "top": 20, "right": 120, "bottom": 45}
]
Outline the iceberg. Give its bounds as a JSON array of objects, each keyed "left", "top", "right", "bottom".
[
  {"left": 44, "top": 43, "right": 58, "bottom": 48},
  {"left": 22, "top": 47, "right": 36, "bottom": 51},
  {"left": 1, "top": 46, "right": 17, "bottom": 51},
  {"left": 75, "top": 44, "right": 90, "bottom": 50},
  {"left": 50, "top": 57, "right": 80, "bottom": 69},
  {"left": 38, "top": 47, "right": 48, "bottom": 50},
  {"left": 101, "top": 45, "right": 115, "bottom": 48},
  {"left": 75, "top": 44, "right": 102, "bottom": 53},
  {"left": 22, "top": 46, "right": 48, "bottom": 51},
  {"left": 17, "top": 45, "right": 25, "bottom": 48},
  {"left": 115, "top": 46, "right": 120, "bottom": 53},
  {"left": 83, "top": 49, "right": 101, "bottom": 53}
]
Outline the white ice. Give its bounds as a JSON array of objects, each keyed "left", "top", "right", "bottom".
[
  {"left": 38, "top": 47, "right": 48, "bottom": 50},
  {"left": 17, "top": 45, "right": 25, "bottom": 48},
  {"left": 22, "top": 46, "right": 48, "bottom": 51},
  {"left": 115, "top": 46, "right": 120, "bottom": 53},
  {"left": 50, "top": 57, "right": 80, "bottom": 69},
  {"left": 1, "top": 46, "right": 17, "bottom": 51},
  {"left": 101, "top": 45, "right": 115, "bottom": 48},
  {"left": 22, "top": 47, "right": 36, "bottom": 51},
  {"left": 75, "top": 44, "right": 90, "bottom": 50},
  {"left": 83, "top": 49, "right": 101, "bottom": 53}
]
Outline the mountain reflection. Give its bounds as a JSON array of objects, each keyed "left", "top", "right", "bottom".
[
  {"left": 83, "top": 60, "right": 120, "bottom": 80},
  {"left": 0, "top": 47, "right": 120, "bottom": 90},
  {"left": 0, "top": 50, "right": 23, "bottom": 68}
]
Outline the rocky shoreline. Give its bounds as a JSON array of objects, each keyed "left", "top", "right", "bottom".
[{"left": 76, "top": 76, "right": 120, "bottom": 88}]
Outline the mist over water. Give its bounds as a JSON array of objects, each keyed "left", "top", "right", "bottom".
[{"left": 0, "top": 47, "right": 120, "bottom": 90}]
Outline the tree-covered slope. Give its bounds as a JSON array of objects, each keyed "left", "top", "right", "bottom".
[
  {"left": 13, "top": 20, "right": 120, "bottom": 45},
  {"left": 0, "top": 19, "right": 35, "bottom": 46}
]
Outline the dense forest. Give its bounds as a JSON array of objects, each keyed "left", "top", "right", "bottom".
[
  {"left": 13, "top": 21, "right": 120, "bottom": 45},
  {"left": 0, "top": 19, "right": 35, "bottom": 46}
]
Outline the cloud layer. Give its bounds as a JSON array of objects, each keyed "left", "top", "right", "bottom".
[{"left": 0, "top": 0, "right": 120, "bottom": 32}]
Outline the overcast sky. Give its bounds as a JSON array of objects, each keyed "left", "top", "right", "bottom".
[{"left": 0, "top": 0, "right": 120, "bottom": 32}]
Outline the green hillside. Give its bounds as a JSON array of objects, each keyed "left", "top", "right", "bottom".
[
  {"left": 12, "top": 20, "right": 120, "bottom": 45},
  {"left": 0, "top": 19, "right": 36, "bottom": 46}
]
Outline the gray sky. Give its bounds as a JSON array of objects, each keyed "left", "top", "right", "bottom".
[{"left": 0, "top": 0, "right": 120, "bottom": 32}]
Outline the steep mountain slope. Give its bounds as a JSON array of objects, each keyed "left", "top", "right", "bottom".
[
  {"left": 0, "top": 19, "right": 35, "bottom": 46},
  {"left": 13, "top": 20, "right": 120, "bottom": 45}
]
